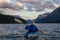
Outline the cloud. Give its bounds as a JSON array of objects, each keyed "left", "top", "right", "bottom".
[
  {"left": 5, "top": 0, "right": 11, "bottom": 3},
  {"left": 50, "top": 0, "right": 60, "bottom": 8},
  {"left": 17, "top": 0, "right": 50, "bottom": 2},
  {"left": 0, "top": 0, "right": 59, "bottom": 10},
  {"left": 53, "top": 3, "right": 60, "bottom": 8},
  {"left": 0, "top": 0, "right": 23, "bottom": 10},
  {"left": 0, "top": 0, "right": 11, "bottom": 8},
  {"left": 15, "top": 2, "right": 23, "bottom": 9},
  {"left": 0, "top": 0, "right": 3, "bottom": 7}
]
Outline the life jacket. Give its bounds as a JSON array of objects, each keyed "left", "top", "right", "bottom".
[{"left": 25, "top": 25, "right": 38, "bottom": 32}]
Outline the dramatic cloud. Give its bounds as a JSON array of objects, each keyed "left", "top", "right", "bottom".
[
  {"left": 50, "top": 0, "right": 60, "bottom": 8},
  {"left": 0, "top": 0, "right": 23, "bottom": 10},
  {"left": 17, "top": 0, "right": 50, "bottom": 2},
  {"left": 15, "top": 2, "right": 23, "bottom": 9},
  {"left": 0, "top": 0, "right": 12, "bottom": 8},
  {"left": 0, "top": 0, "right": 60, "bottom": 10}
]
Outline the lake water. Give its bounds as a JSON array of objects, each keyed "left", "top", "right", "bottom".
[{"left": 0, "top": 24, "right": 60, "bottom": 40}]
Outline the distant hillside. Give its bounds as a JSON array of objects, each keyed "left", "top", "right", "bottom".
[
  {"left": 35, "top": 13, "right": 50, "bottom": 23},
  {"left": 26, "top": 19, "right": 33, "bottom": 23},
  {"left": 35, "top": 7, "right": 60, "bottom": 23},
  {"left": 0, "top": 12, "right": 27, "bottom": 24}
]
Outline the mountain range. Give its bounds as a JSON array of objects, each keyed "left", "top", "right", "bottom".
[
  {"left": 35, "top": 7, "right": 60, "bottom": 23},
  {"left": 0, "top": 12, "right": 27, "bottom": 24}
]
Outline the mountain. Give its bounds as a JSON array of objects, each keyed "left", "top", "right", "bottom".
[
  {"left": 26, "top": 19, "right": 32, "bottom": 23},
  {"left": 35, "top": 7, "right": 60, "bottom": 23},
  {"left": 0, "top": 12, "right": 27, "bottom": 24},
  {"left": 35, "top": 13, "right": 50, "bottom": 23}
]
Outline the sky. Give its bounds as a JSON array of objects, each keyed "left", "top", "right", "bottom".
[
  {"left": 10, "top": 0, "right": 17, "bottom": 4},
  {"left": 0, "top": 0, "right": 60, "bottom": 8},
  {"left": 0, "top": 0, "right": 60, "bottom": 20}
]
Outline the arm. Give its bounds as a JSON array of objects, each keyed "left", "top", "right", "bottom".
[{"left": 25, "top": 25, "right": 29, "bottom": 30}]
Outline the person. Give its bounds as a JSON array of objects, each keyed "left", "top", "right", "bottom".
[{"left": 24, "top": 21, "right": 39, "bottom": 40}]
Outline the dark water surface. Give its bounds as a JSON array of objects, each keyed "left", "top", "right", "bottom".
[{"left": 0, "top": 24, "right": 60, "bottom": 40}]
